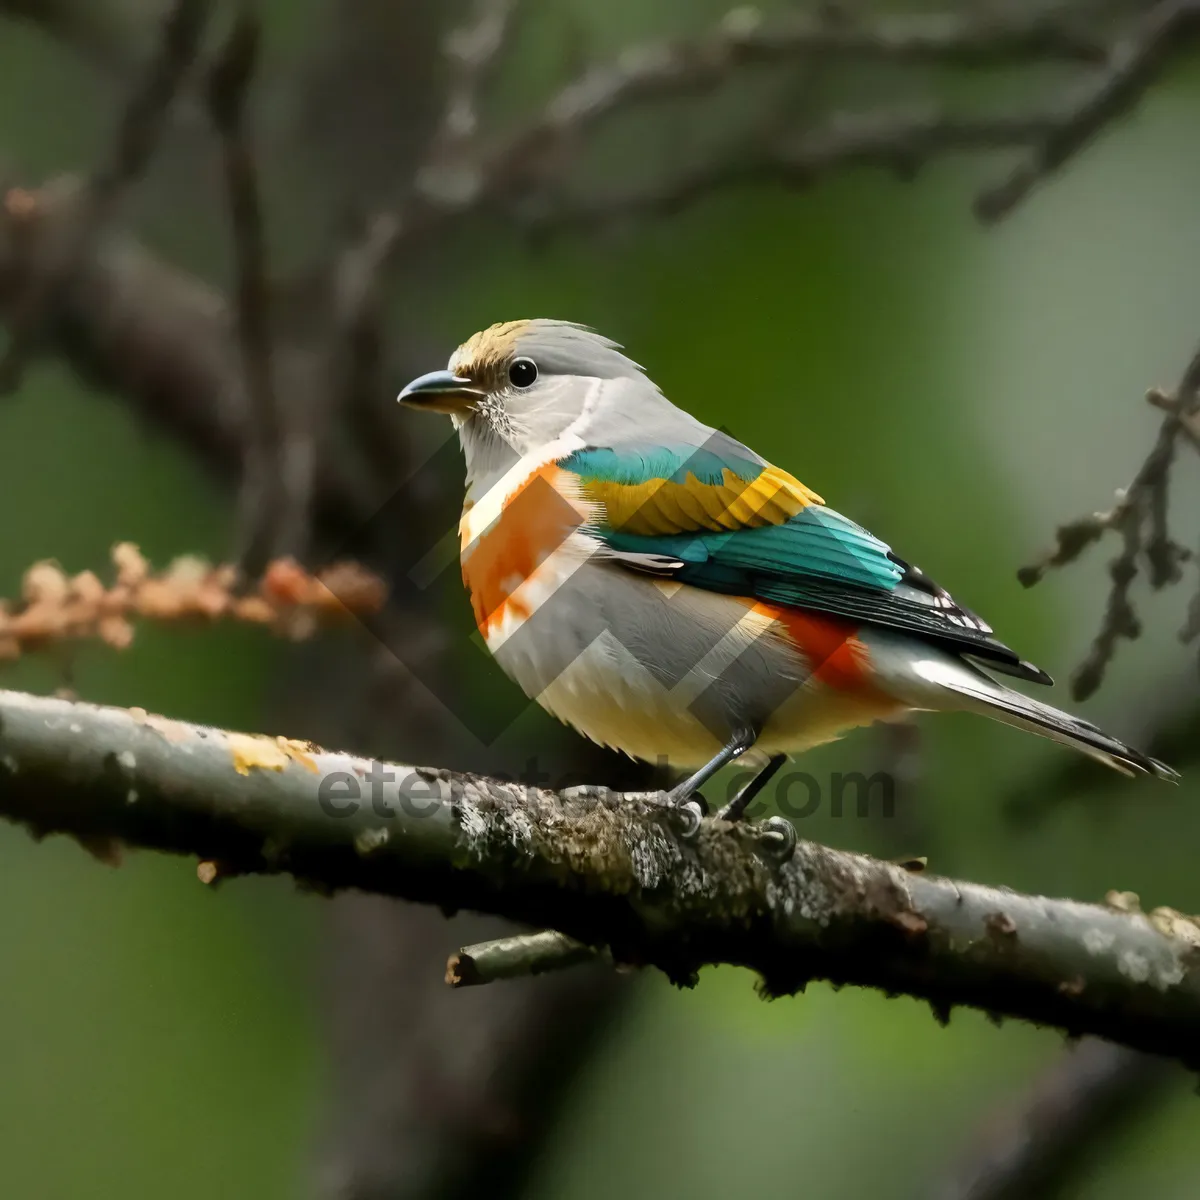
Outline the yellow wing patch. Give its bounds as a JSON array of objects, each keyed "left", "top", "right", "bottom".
[{"left": 584, "top": 465, "right": 824, "bottom": 536}]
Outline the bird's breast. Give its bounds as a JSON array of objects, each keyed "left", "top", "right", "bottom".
[{"left": 459, "top": 460, "right": 596, "bottom": 643}]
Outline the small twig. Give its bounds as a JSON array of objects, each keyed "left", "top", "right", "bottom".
[
  {"left": 1021, "top": 341, "right": 1200, "bottom": 700},
  {"left": 977, "top": 0, "right": 1200, "bottom": 221},
  {"left": 933, "top": 1039, "right": 1177, "bottom": 1200},
  {"left": 0, "top": 543, "right": 386, "bottom": 660},
  {"left": 0, "top": 0, "right": 210, "bottom": 392},
  {"left": 447, "top": 931, "right": 606, "bottom": 987},
  {"left": 1072, "top": 509, "right": 1145, "bottom": 701},
  {"left": 1016, "top": 504, "right": 1129, "bottom": 589}
]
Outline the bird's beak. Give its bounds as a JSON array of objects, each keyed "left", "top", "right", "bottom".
[{"left": 397, "top": 369, "right": 482, "bottom": 415}]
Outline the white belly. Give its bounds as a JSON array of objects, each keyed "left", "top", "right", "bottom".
[
  {"left": 532, "top": 630, "right": 729, "bottom": 765},
  {"left": 481, "top": 552, "right": 903, "bottom": 769}
]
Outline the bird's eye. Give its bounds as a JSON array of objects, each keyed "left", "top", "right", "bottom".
[{"left": 508, "top": 358, "right": 538, "bottom": 389}]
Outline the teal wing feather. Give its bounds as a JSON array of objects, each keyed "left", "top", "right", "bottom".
[{"left": 561, "top": 442, "right": 1052, "bottom": 685}]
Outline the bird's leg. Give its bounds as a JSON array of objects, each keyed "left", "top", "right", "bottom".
[
  {"left": 665, "top": 727, "right": 757, "bottom": 837},
  {"left": 718, "top": 754, "right": 787, "bottom": 822},
  {"left": 718, "top": 754, "right": 796, "bottom": 861},
  {"left": 667, "top": 727, "right": 757, "bottom": 807}
]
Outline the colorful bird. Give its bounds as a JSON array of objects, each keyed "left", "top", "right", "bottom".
[{"left": 399, "top": 320, "right": 1175, "bottom": 854}]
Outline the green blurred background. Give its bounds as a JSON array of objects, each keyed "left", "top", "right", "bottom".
[{"left": 2, "top": 1, "right": 1199, "bottom": 1197}]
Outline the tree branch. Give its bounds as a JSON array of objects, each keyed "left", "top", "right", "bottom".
[
  {"left": 0, "top": 0, "right": 211, "bottom": 392},
  {"left": 337, "top": 3, "right": 1129, "bottom": 281},
  {"left": 3, "top": 687, "right": 1200, "bottom": 1063},
  {"left": 1020, "top": 339, "right": 1200, "bottom": 699},
  {"left": 479, "top": 1, "right": 1108, "bottom": 191},
  {"left": 204, "top": 3, "right": 296, "bottom": 573},
  {"left": 933, "top": 1039, "right": 1177, "bottom": 1200},
  {"left": 516, "top": 109, "right": 1064, "bottom": 230},
  {"left": 976, "top": 0, "right": 1200, "bottom": 221}
]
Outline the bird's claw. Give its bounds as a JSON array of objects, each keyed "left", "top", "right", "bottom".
[
  {"left": 669, "top": 798, "right": 705, "bottom": 840},
  {"left": 757, "top": 816, "right": 796, "bottom": 862}
]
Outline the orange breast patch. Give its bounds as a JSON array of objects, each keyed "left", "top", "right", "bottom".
[{"left": 460, "top": 464, "right": 586, "bottom": 637}]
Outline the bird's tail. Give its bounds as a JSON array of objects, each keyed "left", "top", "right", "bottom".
[{"left": 910, "top": 655, "right": 1178, "bottom": 781}]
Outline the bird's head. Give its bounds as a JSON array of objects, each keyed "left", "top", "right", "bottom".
[{"left": 398, "top": 320, "right": 652, "bottom": 480}]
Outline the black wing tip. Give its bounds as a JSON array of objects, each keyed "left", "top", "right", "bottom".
[
  {"left": 1115, "top": 745, "right": 1179, "bottom": 783},
  {"left": 1018, "top": 659, "right": 1055, "bottom": 687},
  {"left": 965, "top": 651, "right": 1054, "bottom": 687},
  {"left": 1147, "top": 755, "right": 1181, "bottom": 783}
]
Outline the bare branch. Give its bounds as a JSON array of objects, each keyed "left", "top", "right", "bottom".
[
  {"left": 1021, "top": 342, "right": 1200, "bottom": 699},
  {"left": 977, "top": 0, "right": 1200, "bottom": 221},
  {"left": 4, "top": 687, "right": 1200, "bottom": 1063},
  {"left": 0, "top": 0, "right": 211, "bottom": 392}
]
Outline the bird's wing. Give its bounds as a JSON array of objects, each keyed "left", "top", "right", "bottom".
[{"left": 560, "top": 442, "right": 1052, "bottom": 685}]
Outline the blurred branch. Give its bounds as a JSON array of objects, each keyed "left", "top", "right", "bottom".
[
  {"left": 321, "top": 0, "right": 525, "bottom": 372},
  {"left": 420, "top": 0, "right": 519, "bottom": 184},
  {"left": 0, "top": 177, "right": 378, "bottom": 533},
  {"left": 469, "top": 2, "right": 1109, "bottom": 202},
  {"left": 5, "top": 687, "right": 1200, "bottom": 1063},
  {"left": 976, "top": 0, "right": 1200, "bottom": 221},
  {"left": 0, "top": 0, "right": 155, "bottom": 72},
  {"left": 204, "top": 4, "right": 312, "bottom": 572},
  {"left": 5, "top": 4, "right": 1196, "bottom": 482},
  {"left": 933, "top": 1039, "right": 1177, "bottom": 1200},
  {"left": 0, "top": 177, "right": 237, "bottom": 456},
  {"left": 318, "top": 899, "right": 628, "bottom": 1200},
  {"left": 328, "top": 1, "right": 1190, "bottom": 292},
  {"left": 518, "top": 110, "right": 1063, "bottom": 230},
  {"left": 0, "top": 0, "right": 210, "bottom": 393},
  {"left": 0, "top": 544, "right": 385, "bottom": 660},
  {"left": 1020, "top": 340, "right": 1200, "bottom": 700}
]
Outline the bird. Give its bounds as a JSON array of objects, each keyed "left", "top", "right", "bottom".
[{"left": 398, "top": 319, "right": 1176, "bottom": 854}]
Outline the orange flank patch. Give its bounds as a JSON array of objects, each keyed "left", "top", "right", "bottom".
[
  {"left": 460, "top": 464, "right": 584, "bottom": 637},
  {"left": 756, "top": 601, "right": 878, "bottom": 694}
]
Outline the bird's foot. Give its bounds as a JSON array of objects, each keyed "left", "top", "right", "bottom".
[
  {"left": 756, "top": 815, "right": 797, "bottom": 862},
  {"left": 665, "top": 791, "right": 707, "bottom": 840},
  {"left": 710, "top": 753, "right": 793, "bottom": 859},
  {"left": 721, "top": 803, "right": 797, "bottom": 861}
]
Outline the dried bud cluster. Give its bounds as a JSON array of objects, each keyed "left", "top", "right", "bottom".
[{"left": 0, "top": 543, "right": 386, "bottom": 660}]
